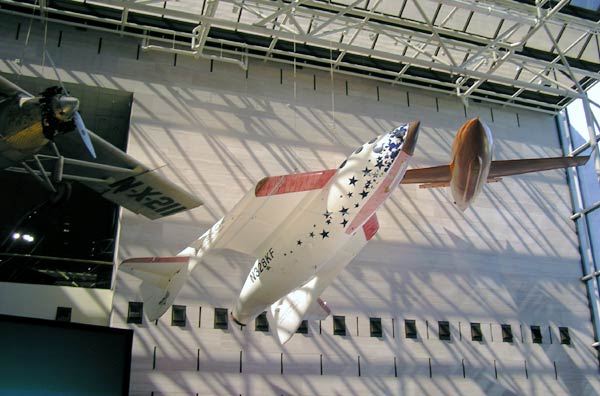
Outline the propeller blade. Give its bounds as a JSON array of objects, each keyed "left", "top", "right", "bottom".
[
  {"left": 44, "top": 50, "right": 68, "bottom": 94},
  {"left": 74, "top": 111, "right": 97, "bottom": 159},
  {"left": 46, "top": 50, "right": 97, "bottom": 159}
]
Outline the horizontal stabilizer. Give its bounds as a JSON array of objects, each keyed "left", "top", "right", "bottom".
[{"left": 120, "top": 256, "right": 195, "bottom": 320}]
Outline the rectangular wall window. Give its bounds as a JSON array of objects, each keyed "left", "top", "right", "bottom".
[
  {"left": 333, "top": 315, "right": 346, "bottom": 336},
  {"left": 439, "top": 321, "right": 451, "bottom": 341},
  {"left": 171, "top": 305, "right": 186, "bottom": 327},
  {"left": 559, "top": 327, "right": 571, "bottom": 345},
  {"left": 56, "top": 307, "right": 72, "bottom": 322},
  {"left": 405, "top": 319, "right": 417, "bottom": 339},
  {"left": 471, "top": 322, "right": 483, "bottom": 341},
  {"left": 531, "top": 325, "right": 542, "bottom": 344},
  {"left": 369, "top": 317, "right": 382, "bottom": 338},
  {"left": 501, "top": 324, "right": 513, "bottom": 342},
  {"left": 214, "top": 308, "right": 228, "bottom": 330},
  {"left": 127, "top": 302, "right": 143, "bottom": 324},
  {"left": 296, "top": 320, "right": 308, "bottom": 334},
  {"left": 255, "top": 311, "right": 269, "bottom": 332}
]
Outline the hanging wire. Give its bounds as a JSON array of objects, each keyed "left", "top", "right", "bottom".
[
  {"left": 329, "top": 41, "right": 336, "bottom": 134},
  {"left": 293, "top": 38, "right": 297, "bottom": 101},
  {"left": 17, "top": 0, "right": 41, "bottom": 78},
  {"left": 292, "top": 7, "right": 299, "bottom": 174},
  {"left": 42, "top": 9, "right": 49, "bottom": 73}
]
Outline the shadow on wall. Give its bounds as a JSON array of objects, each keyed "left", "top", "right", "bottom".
[{"left": 2, "top": 18, "right": 595, "bottom": 396}]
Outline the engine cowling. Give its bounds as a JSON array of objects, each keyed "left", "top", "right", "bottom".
[
  {"left": 449, "top": 118, "right": 493, "bottom": 211},
  {"left": 39, "top": 86, "right": 78, "bottom": 139}
]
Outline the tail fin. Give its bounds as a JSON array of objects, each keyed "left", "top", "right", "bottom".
[
  {"left": 120, "top": 256, "right": 196, "bottom": 320},
  {"left": 268, "top": 276, "right": 332, "bottom": 345}
]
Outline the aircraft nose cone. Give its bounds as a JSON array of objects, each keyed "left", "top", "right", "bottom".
[
  {"left": 463, "top": 117, "right": 482, "bottom": 130},
  {"left": 54, "top": 96, "right": 80, "bottom": 121},
  {"left": 401, "top": 120, "right": 420, "bottom": 156},
  {"left": 461, "top": 118, "right": 491, "bottom": 139},
  {"left": 458, "top": 118, "right": 493, "bottom": 155}
]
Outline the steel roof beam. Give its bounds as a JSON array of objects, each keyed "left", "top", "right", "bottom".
[
  {"left": 1, "top": 0, "right": 596, "bottom": 112},
  {"left": 412, "top": 0, "right": 457, "bottom": 67},
  {"left": 458, "top": 0, "right": 571, "bottom": 100},
  {"left": 0, "top": 0, "right": 581, "bottom": 99}
]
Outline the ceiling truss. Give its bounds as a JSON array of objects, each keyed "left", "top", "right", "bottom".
[{"left": 0, "top": 0, "right": 597, "bottom": 114}]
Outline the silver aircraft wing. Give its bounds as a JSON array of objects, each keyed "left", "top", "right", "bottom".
[
  {"left": 0, "top": 75, "right": 32, "bottom": 101},
  {"left": 52, "top": 130, "right": 202, "bottom": 219},
  {"left": 400, "top": 156, "right": 590, "bottom": 188}
]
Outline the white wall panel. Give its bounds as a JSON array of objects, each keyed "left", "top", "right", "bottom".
[{"left": 1, "top": 14, "right": 598, "bottom": 396}]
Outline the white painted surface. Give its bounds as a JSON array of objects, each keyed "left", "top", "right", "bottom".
[
  {"left": 0, "top": 281, "right": 112, "bottom": 326},
  {"left": 0, "top": 16, "right": 598, "bottom": 396}
]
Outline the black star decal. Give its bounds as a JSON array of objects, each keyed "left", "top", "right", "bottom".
[
  {"left": 349, "top": 176, "right": 358, "bottom": 186},
  {"left": 323, "top": 211, "right": 332, "bottom": 218},
  {"left": 297, "top": 240, "right": 302, "bottom": 246},
  {"left": 309, "top": 232, "right": 315, "bottom": 238},
  {"left": 347, "top": 192, "right": 353, "bottom": 198},
  {"left": 362, "top": 167, "right": 371, "bottom": 176},
  {"left": 341, "top": 219, "right": 348, "bottom": 227},
  {"left": 365, "top": 181, "right": 372, "bottom": 189},
  {"left": 375, "top": 160, "right": 384, "bottom": 170},
  {"left": 339, "top": 207, "right": 349, "bottom": 215},
  {"left": 326, "top": 219, "right": 332, "bottom": 224},
  {"left": 360, "top": 190, "right": 369, "bottom": 199},
  {"left": 354, "top": 203, "right": 360, "bottom": 208},
  {"left": 320, "top": 230, "right": 330, "bottom": 239}
]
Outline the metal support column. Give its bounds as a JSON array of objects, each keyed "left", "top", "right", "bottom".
[{"left": 557, "top": 112, "right": 600, "bottom": 349}]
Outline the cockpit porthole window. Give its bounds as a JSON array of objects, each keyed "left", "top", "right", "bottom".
[
  {"left": 394, "top": 126, "right": 407, "bottom": 139},
  {"left": 354, "top": 146, "right": 363, "bottom": 154},
  {"left": 373, "top": 144, "right": 384, "bottom": 154},
  {"left": 338, "top": 159, "right": 347, "bottom": 169}
]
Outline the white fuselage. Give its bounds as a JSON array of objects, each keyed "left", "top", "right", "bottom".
[{"left": 232, "top": 124, "right": 415, "bottom": 325}]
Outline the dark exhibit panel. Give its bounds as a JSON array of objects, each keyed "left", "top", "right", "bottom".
[{"left": 0, "top": 314, "right": 133, "bottom": 396}]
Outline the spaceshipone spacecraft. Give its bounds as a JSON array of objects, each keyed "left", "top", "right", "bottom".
[{"left": 121, "top": 118, "right": 588, "bottom": 344}]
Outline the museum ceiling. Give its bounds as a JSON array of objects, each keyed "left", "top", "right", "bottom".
[{"left": 0, "top": 1, "right": 598, "bottom": 111}]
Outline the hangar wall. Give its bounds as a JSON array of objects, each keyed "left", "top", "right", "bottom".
[
  {"left": 0, "top": 15, "right": 598, "bottom": 396},
  {"left": 0, "top": 281, "right": 112, "bottom": 325}
]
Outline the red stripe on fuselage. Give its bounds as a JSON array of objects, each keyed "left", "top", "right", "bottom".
[
  {"left": 362, "top": 213, "right": 379, "bottom": 241},
  {"left": 346, "top": 151, "right": 410, "bottom": 234},
  {"left": 317, "top": 298, "right": 331, "bottom": 314},
  {"left": 122, "top": 256, "right": 189, "bottom": 264},
  {"left": 255, "top": 169, "right": 337, "bottom": 197}
]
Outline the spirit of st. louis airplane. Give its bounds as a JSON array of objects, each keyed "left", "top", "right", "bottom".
[
  {"left": 121, "top": 118, "right": 589, "bottom": 344},
  {"left": 0, "top": 74, "right": 201, "bottom": 218}
]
